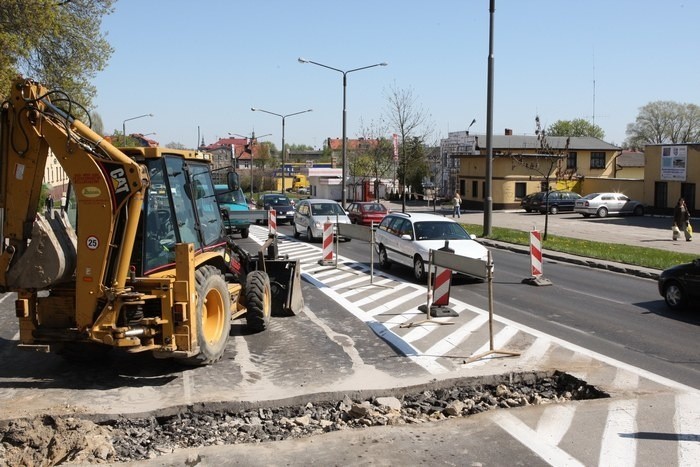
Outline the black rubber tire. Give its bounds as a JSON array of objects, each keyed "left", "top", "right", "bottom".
[
  {"left": 582, "top": 213, "right": 591, "bottom": 218},
  {"left": 663, "top": 281, "right": 686, "bottom": 310},
  {"left": 633, "top": 205, "right": 644, "bottom": 216},
  {"left": 307, "top": 227, "right": 316, "bottom": 242},
  {"left": 413, "top": 255, "right": 426, "bottom": 282},
  {"left": 378, "top": 245, "right": 391, "bottom": 269},
  {"left": 240, "top": 228, "right": 249, "bottom": 239},
  {"left": 293, "top": 223, "right": 300, "bottom": 238},
  {"left": 245, "top": 270, "right": 272, "bottom": 332},
  {"left": 597, "top": 207, "right": 608, "bottom": 218},
  {"left": 549, "top": 205, "right": 559, "bottom": 215},
  {"left": 182, "top": 265, "right": 231, "bottom": 366}
]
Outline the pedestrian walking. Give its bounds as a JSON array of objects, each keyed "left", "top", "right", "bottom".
[
  {"left": 452, "top": 191, "right": 461, "bottom": 218},
  {"left": 45, "top": 194, "right": 54, "bottom": 216},
  {"left": 672, "top": 197, "right": 692, "bottom": 241}
]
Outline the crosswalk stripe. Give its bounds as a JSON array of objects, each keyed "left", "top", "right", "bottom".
[
  {"left": 675, "top": 392, "right": 700, "bottom": 466},
  {"left": 599, "top": 398, "right": 638, "bottom": 467}
]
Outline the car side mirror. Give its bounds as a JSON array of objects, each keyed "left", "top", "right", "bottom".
[
  {"left": 400, "top": 234, "right": 412, "bottom": 240},
  {"left": 470, "top": 234, "right": 477, "bottom": 240}
]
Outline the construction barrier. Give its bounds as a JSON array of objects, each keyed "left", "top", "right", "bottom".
[
  {"left": 268, "top": 209, "right": 277, "bottom": 235},
  {"left": 432, "top": 266, "right": 452, "bottom": 307},
  {"left": 530, "top": 230, "right": 542, "bottom": 277},
  {"left": 522, "top": 229, "right": 552, "bottom": 286},
  {"left": 318, "top": 220, "right": 334, "bottom": 265}
]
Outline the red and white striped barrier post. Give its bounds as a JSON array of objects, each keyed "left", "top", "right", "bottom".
[
  {"left": 530, "top": 230, "right": 542, "bottom": 278},
  {"left": 318, "top": 219, "right": 334, "bottom": 266},
  {"left": 523, "top": 229, "right": 552, "bottom": 286},
  {"left": 432, "top": 266, "right": 452, "bottom": 307},
  {"left": 268, "top": 209, "right": 277, "bottom": 235}
]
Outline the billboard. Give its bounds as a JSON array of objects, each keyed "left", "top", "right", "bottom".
[{"left": 660, "top": 145, "right": 687, "bottom": 181}]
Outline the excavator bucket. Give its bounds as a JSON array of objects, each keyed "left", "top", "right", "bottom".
[{"left": 264, "top": 258, "right": 304, "bottom": 316}]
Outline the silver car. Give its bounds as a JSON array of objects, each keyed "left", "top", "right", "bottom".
[
  {"left": 574, "top": 192, "right": 644, "bottom": 218},
  {"left": 293, "top": 199, "right": 351, "bottom": 242}
]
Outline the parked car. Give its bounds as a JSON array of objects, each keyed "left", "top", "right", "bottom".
[
  {"left": 293, "top": 198, "right": 351, "bottom": 242},
  {"left": 657, "top": 258, "right": 700, "bottom": 310},
  {"left": 574, "top": 192, "right": 645, "bottom": 218},
  {"left": 374, "top": 212, "right": 489, "bottom": 282},
  {"left": 256, "top": 193, "right": 295, "bottom": 224},
  {"left": 522, "top": 191, "right": 582, "bottom": 214},
  {"left": 520, "top": 193, "right": 536, "bottom": 212},
  {"left": 346, "top": 202, "right": 389, "bottom": 226}
]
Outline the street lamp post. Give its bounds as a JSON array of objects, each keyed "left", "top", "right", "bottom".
[
  {"left": 122, "top": 113, "right": 153, "bottom": 145},
  {"left": 251, "top": 108, "right": 312, "bottom": 194},
  {"left": 298, "top": 57, "right": 387, "bottom": 208},
  {"left": 230, "top": 132, "right": 272, "bottom": 200}
]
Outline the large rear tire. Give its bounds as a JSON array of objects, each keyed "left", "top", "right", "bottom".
[
  {"left": 182, "top": 265, "right": 231, "bottom": 366},
  {"left": 245, "top": 270, "right": 272, "bottom": 332}
]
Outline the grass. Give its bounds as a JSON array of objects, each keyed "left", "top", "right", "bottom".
[{"left": 461, "top": 223, "right": 697, "bottom": 271}]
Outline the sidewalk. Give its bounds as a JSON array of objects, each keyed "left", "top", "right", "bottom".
[{"left": 383, "top": 199, "right": 700, "bottom": 257}]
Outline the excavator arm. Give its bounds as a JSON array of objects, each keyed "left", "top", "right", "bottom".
[{"left": 0, "top": 78, "right": 148, "bottom": 328}]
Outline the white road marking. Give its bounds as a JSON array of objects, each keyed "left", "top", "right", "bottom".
[
  {"left": 599, "top": 398, "right": 638, "bottom": 467},
  {"left": 675, "top": 392, "right": 700, "bottom": 467}
]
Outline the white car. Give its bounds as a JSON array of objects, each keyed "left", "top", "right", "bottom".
[
  {"left": 293, "top": 199, "right": 351, "bottom": 242},
  {"left": 374, "top": 212, "right": 489, "bottom": 282}
]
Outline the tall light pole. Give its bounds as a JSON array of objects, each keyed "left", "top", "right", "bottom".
[
  {"left": 230, "top": 132, "right": 272, "bottom": 199},
  {"left": 484, "top": 0, "right": 495, "bottom": 237},
  {"left": 251, "top": 108, "right": 312, "bottom": 194},
  {"left": 298, "top": 57, "right": 387, "bottom": 208},
  {"left": 122, "top": 113, "right": 153, "bottom": 145}
]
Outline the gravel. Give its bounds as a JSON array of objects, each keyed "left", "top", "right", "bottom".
[{"left": 0, "top": 371, "right": 607, "bottom": 466}]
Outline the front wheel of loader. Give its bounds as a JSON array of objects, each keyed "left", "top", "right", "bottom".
[
  {"left": 183, "top": 265, "right": 231, "bottom": 366},
  {"left": 245, "top": 270, "right": 271, "bottom": 332}
]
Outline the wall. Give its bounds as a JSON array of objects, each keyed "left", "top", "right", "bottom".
[
  {"left": 643, "top": 144, "right": 699, "bottom": 213},
  {"left": 580, "top": 178, "right": 645, "bottom": 201}
]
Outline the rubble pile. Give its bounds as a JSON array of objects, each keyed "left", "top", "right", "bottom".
[{"left": 0, "top": 372, "right": 606, "bottom": 465}]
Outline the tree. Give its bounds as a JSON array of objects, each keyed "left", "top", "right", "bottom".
[
  {"left": 625, "top": 101, "right": 700, "bottom": 149},
  {"left": 0, "top": 0, "right": 115, "bottom": 109},
  {"left": 511, "top": 117, "right": 569, "bottom": 240},
  {"left": 165, "top": 142, "right": 187, "bottom": 150},
  {"left": 355, "top": 119, "right": 395, "bottom": 200},
  {"left": 547, "top": 118, "right": 604, "bottom": 139},
  {"left": 383, "top": 83, "right": 433, "bottom": 211}
]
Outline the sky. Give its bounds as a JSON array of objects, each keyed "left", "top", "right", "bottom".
[{"left": 93, "top": 0, "right": 700, "bottom": 150}]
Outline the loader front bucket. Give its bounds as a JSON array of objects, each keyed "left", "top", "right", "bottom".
[{"left": 263, "top": 258, "right": 304, "bottom": 316}]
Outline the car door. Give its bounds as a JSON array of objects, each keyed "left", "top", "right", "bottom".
[
  {"left": 618, "top": 195, "right": 634, "bottom": 214},
  {"left": 294, "top": 201, "right": 310, "bottom": 232},
  {"left": 392, "top": 218, "right": 415, "bottom": 267}
]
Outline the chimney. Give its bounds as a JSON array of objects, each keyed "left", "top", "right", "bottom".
[{"left": 505, "top": 128, "right": 513, "bottom": 136}]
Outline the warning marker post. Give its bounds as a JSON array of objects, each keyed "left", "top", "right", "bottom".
[
  {"left": 521, "top": 229, "right": 552, "bottom": 286},
  {"left": 318, "top": 218, "right": 335, "bottom": 266}
]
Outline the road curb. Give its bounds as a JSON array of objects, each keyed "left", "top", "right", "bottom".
[{"left": 479, "top": 239, "right": 661, "bottom": 280}]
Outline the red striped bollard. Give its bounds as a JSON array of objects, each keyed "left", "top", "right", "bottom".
[
  {"left": 318, "top": 220, "right": 334, "bottom": 265},
  {"left": 522, "top": 229, "right": 552, "bottom": 286},
  {"left": 432, "top": 266, "right": 452, "bottom": 307},
  {"left": 268, "top": 209, "right": 277, "bottom": 235}
]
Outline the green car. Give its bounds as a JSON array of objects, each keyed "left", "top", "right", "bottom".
[{"left": 215, "top": 184, "right": 250, "bottom": 238}]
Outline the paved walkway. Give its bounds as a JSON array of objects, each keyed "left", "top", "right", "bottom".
[{"left": 384, "top": 200, "right": 700, "bottom": 256}]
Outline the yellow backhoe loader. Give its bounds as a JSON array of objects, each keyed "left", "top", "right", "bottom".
[{"left": 0, "top": 78, "right": 302, "bottom": 365}]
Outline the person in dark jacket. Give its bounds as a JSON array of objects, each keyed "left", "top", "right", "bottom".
[{"left": 673, "top": 197, "right": 692, "bottom": 241}]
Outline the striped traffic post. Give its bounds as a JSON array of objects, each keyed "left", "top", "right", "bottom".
[
  {"left": 318, "top": 219, "right": 334, "bottom": 266},
  {"left": 268, "top": 209, "right": 277, "bottom": 235},
  {"left": 432, "top": 266, "right": 452, "bottom": 307},
  {"left": 522, "top": 229, "right": 552, "bottom": 286},
  {"left": 530, "top": 230, "right": 542, "bottom": 277}
]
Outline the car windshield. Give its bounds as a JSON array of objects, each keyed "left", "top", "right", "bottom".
[
  {"left": 216, "top": 189, "right": 246, "bottom": 205},
  {"left": 266, "top": 196, "right": 291, "bottom": 206},
  {"left": 414, "top": 221, "right": 470, "bottom": 241},
  {"left": 362, "top": 204, "right": 387, "bottom": 213},
  {"left": 582, "top": 193, "right": 599, "bottom": 200},
  {"left": 311, "top": 203, "right": 345, "bottom": 216}
]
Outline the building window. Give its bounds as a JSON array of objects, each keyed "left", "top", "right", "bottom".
[
  {"left": 567, "top": 152, "right": 577, "bottom": 169},
  {"left": 590, "top": 152, "right": 605, "bottom": 169},
  {"left": 515, "top": 182, "right": 526, "bottom": 199},
  {"left": 471, "top": 180, "right": 478, "bottom": 198}
]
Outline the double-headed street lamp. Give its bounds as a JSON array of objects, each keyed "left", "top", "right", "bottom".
[
  {"left": 251, "top": 108, "right": 312, "bottom": 194},
  {"left": 298, "top": 57, "right": 387, "bottom": 208},
  {"left": 122, "top": 113, "right": 153, "bottom": 145},
  {"left": 229, "top": 132, "right": 272, "bottom": 199}
]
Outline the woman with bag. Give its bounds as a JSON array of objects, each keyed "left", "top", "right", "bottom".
[{"left": 673, "top": 197, "right": 692, "bottom": 241}]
